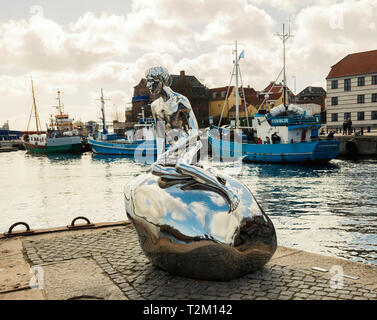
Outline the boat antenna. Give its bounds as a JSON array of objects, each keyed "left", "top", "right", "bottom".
[
  {"left": 56, "top": 90, "right": 64, "bottom": 116},
  {"left": 274, "top": 23, "right": 293, "bottom": 109},
  {"left": 51, "top": 90, "right": 65, "bottom": 131},
  {"left": 27, "top": 77, "right": 42, "bottom": 134}
]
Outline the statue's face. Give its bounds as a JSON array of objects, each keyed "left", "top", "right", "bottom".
[{"left": 146, "top": 77, "right": 162, "bottom": 95}]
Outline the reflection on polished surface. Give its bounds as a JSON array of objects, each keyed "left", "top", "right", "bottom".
[
  {"left": 124, "top": 66, "right": 277, "bottom": 280},
  {"left": 124, "top": 173, "right": 277, "bottom": 280}
]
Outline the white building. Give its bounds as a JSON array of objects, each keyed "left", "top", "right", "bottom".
[{"left": 326, "top": 49, "right": 377, "bottom": 130}]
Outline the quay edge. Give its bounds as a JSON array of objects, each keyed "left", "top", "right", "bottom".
[
  {"left": 336, "top": 135, "right": 377, "bottom": 157},
  {"left": 0, "top": 224, "right": 376, "bottom": 300}
]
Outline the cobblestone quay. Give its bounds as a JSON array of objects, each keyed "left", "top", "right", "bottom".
[{"left": 19, "top": 225, "right": 377, "bottom": 300}]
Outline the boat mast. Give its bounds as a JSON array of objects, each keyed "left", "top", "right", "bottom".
[
  {"left": 56, "top": 90, "right": 64, "bottom": 116},
  {"left": 28, "top": 78, "right": 42, "bottom": 134},
  {"left": 52, "top": 90, "right": 65, "bottom": 131},
  {"left": 275, "top": 24, "right": 293, "bottom": 109},
  {"left": 234, "top": 40, "right": 239, "bottom": 129},
  {"left": 100, "top": 88, "right": 108, "bottom": 134}
]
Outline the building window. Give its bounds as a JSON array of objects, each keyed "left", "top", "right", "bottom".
[
  {"left": 331, "top": 97, "right": 338, "bottom": 105},
  {"left": 331, "top": 80, "right": 338, "bottom": 89},
  {"left": 357, "top": 112, "right": 365, "bottom": 121},
  {"left": 372, "top": 75, "right": 377, "bottom": 85},
  {"left": 218, "top": 104, "right": 221, "bottom": 108},
  {"left": 357, "top": 94, "right": 365, "bottom": 104},
  {"left": 372, "top": 93, "right": 377, "bottom": 103},
  {"left": 371, "top": 111, "right": 377, "bottom": 120},
  {"left": 331, "top": 113, "right": 338, "bottom": 122},
  {"left": 221, "top": 91, "right": 226, "bottom": 98},
  {"left": 212, "top": 92, "right": 217, "bottom": 99},
  {"left": 344, "top": 79, "right": 351, "bottom": 91},
  {"left": 344, "top": 112, "right": 351, "bottom": 120},
  {"left": 357, "top": 77, "right": 365, "bottom": 86}
]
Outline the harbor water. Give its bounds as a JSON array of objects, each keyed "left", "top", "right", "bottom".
[{"left": 0, "top": 151, "right": 376, "bottom": 266}]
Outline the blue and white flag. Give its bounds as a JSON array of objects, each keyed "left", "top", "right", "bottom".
[{"left": 238, "top": 50, "right": 245, "bottom": 61}]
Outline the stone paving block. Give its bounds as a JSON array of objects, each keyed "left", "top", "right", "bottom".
[
  {"left": 21, "top": 226, "right": 377, "bottom": 301},
  {"left": 266, "top": 293, "right": 279, "bottom": 299},
  {"left": 295, "top": 292, "right": 310, "bottom": 299}
]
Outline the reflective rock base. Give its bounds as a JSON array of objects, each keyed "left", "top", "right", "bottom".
[{"left": 124, "top": 173, "right": 277, "bottom": 281}]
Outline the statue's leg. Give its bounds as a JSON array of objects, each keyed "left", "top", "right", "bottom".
[
  {"left": 176, "top": 140, "right": 240, "bottom": 212},
  {"left": 151, "top": 163, "right": 191, "bottom": 180}
]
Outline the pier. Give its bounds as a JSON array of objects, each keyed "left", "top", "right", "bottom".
[
  {"left": 0, "top": 141, "right": 21, "bottom": 152},
  {"left": 335, "top": 133, "right": 377, "bottom": 157},
  {"left": 1, "top": 223, "right": 376, "bottom": 300}
]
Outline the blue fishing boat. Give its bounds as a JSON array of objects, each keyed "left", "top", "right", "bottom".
[
  {"left": 208, "top": 32, "right": 340, "bottom": 164},
  {"left": 88, "top": 89, "right": 159, "bottom": 161},
  {"left": 209, "top": 107, "right": 340, "bottom": 164}
]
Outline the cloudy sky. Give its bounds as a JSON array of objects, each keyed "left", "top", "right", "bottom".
[{"left": 1, "top": 0, "right": 376, "bottom": 130}]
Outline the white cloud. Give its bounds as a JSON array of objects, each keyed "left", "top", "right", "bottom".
[
  {"left": 1, "top": 0, "right": 377, "bottom": 130},
  {"left": 286, "top": 0, "right": 377, "bottom": 89}
]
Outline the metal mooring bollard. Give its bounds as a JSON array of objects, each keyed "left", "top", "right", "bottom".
[
  {"left": 4, "top": 222, "right": 34, "bottom": 237},
  {"left": 67, "top": 216, "right": 95, "bottom": 230}
]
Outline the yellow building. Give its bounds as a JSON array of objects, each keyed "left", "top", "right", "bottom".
[
  {"left": 209, "top": 86, "right": 260, "bottom": 125},
  {"left": 258, "top": 82, "right": 295, "bottom": 112}
]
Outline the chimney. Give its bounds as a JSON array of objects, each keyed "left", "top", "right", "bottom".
[{"left": 180, "top": 70, "right": 185, "bottom": 78}]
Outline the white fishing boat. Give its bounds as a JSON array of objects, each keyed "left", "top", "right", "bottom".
[{"left": 22, "top": 81, "right": 82, "bottom": 154}]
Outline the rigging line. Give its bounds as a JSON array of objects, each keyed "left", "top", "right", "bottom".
[
  {"left": 256, "top": 67, "right": 284, "bottom": 113},
  {"left": 218, "top": 63, "right": 236, "bottom": 127},
  {"left": 238, "top": 67, "right": 250, "bottom": 128},
  {"left": 26, "top": 103, "right": 33, "bottom": 132}
]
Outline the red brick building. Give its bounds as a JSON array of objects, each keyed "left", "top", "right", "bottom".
[{"left": 130, "top": 71, "right": 210, "bottom": 128}]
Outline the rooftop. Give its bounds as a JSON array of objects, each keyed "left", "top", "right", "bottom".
[
  {"left": 263, "top": 82, "right": 293, "bottom": 94},
  {"left": 297, "top": 86, "right": 326, "bottom": 98},
  {"left": 326, "top": 49, "right": 377, "bottom": 79}
]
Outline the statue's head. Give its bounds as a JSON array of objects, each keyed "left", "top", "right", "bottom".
[{"left": 145, "top": 66, "right": 172, "bottom": 95}]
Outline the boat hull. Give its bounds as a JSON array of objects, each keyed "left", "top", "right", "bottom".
[
  {"left": 88, "top": 139, "right": 158, "bottom": 157},
  {"left": 209, "top": 135, "right": 340, "bottom": 164},
  {"left": 23, "top": 137, "right": 82, "bottom": 154}
]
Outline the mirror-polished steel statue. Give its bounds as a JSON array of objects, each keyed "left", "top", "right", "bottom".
[{"left": 124, "top": 66, "right": 277, "bottom": 280}]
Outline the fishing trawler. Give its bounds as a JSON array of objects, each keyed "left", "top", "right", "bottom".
[
  {"left": 208, "top": 28, "right": 340, "bottom": 164},
  {"left": 22, "top": 81, "right": 82, "bottom": 154},
  {"left": 88, "top": 89, "right": 158, "bottom": 158}
]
